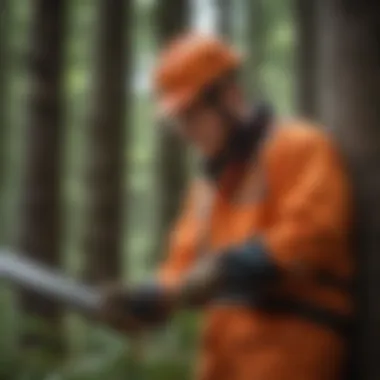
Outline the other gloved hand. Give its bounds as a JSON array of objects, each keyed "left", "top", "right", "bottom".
[{"left": 98, "top": 282, "right": 173, "bottom": 334}]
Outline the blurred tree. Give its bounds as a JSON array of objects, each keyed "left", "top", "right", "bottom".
[
  {"left": 156, "top": 0, "right": 190, "bottom": 42},
  {"left": 318, "top": 1, "right": 380, "bottom": 380},
  {"left": 246, "top": 0, "right": 266, "bottom": 99},
  {"left": 294, "top": 0, "right": 318, "bottom": 118},
  {"left": 154, "top": 0, "right": 190, "bottom": 261},
  {"left": 0, "top": 0, "right": 8, "bottom": 243},
  {"left": 17, "top": 0, "right": 66, "bottom": 353},
  {"left": 217, "top": 0, "right": 233, "bottom": 39},
  {"left": 82, "top": 0, "right": 131, "bottom": 283}
]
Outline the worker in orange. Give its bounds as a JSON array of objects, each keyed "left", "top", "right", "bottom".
[{"left": 102, "top": 33, "right": 354, "bottom": 380}]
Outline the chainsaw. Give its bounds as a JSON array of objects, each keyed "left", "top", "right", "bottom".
[
  {"left": 0, "top": 248, "right": 222, "bottom": 331},
  {"left": 0, "top": 248, "right": 103, "bottom": 315}
]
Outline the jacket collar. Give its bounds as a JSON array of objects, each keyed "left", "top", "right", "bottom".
[{"left": 202, "top": 102, "right": 274, "bottom": 182}]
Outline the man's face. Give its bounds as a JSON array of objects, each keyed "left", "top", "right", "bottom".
[{"left": 169, "top": 103, "right": 229, "bottom": 158}]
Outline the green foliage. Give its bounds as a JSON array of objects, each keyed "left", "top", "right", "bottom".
[
  {"left": 143, "top": 357, "right": 192, "bottom": 380},
  {"left": 0, "top": 294, "right": 197, "bottom": 379}
]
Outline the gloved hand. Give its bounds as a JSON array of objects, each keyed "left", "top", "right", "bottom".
[
  {"left": 214, "top": 239, "right": 280, "bottom": 302},
  {"left": 167, "top": 240, "right": 280, "bottom": 308},
  {"left": 98, "top": 282, "right": 173, "bottom": 334}
]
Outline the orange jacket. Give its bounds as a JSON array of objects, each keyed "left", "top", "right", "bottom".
[{"left": 159, "top": 118, "right": 354, "bottom": 380}]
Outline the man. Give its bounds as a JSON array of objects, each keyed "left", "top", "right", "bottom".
[{"left": 103, "top": 34, "right": 354, "bottom": 380}]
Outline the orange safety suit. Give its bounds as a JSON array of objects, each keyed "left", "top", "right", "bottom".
[{"left": 158, "top": 117, "right": 354, "bottom": 380}]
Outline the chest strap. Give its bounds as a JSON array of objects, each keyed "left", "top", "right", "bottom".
[
  {"left": 256, "top": 296, "right": 353, "bottom": 339},
  {"left": 314, "top": 271, "right": 352, "bottom": 294}
]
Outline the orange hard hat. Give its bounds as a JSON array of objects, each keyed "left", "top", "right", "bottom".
[{"left": 153, "top": 33, "right": 242, "bottom": 117}]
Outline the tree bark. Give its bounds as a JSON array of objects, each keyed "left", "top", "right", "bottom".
[
  {"left": 82, "top": 0, "right": 131, "bottom": 284},
  {"left": 318, "top": 1, "right": 380, "bottom": 379},
  {"left": 154, "top": 0, "right": 190, "bottom": 261},
  {"left": 17, "top": 0, "right": 66, "bottom": 353},
  {"left": 294, "top": 0, "right": 318, "bottom": 118}
]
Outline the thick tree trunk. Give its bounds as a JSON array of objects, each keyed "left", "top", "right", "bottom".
[
  {"left": 155, "top": 0, "right": 190, "bottom": 261},
  {"left": 17, "top": 0, "right": 66, "bottom": 352},
  {"left": 82, "top": 0, "right": 130, "bottom": 283},
  {"left": 318, "top": 2, "right": 380, "bottom": 379},
  {"left": 294, "top": 0, "right": 318, "bottom": 118}
]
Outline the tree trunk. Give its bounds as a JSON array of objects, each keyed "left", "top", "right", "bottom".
[
  {"left": 246, "top": 0, "right": 266, "bottom": 99},
  {"left": 294, "top": 0, "right": 318, "bottom": 118},
  {"left": 318, "top": 1, "right": 380, "bottom": 379},
  {"left": 156, "top": 0, "right": 189, "bottom": 43},
  {"left": 217, "top": 0, "right": 232, "bottom": 39},
  {"left": 17, "top": 0, "right": 66, "bottom": 353},
  {"left": 154, "top": 0, "right": 190, "bottom": 261},
  {"left": 82, "top": 0, "right": 130, "bottom": 283},
  {"left": 0, "top": 0, "right": 8, "bottom": 243}
]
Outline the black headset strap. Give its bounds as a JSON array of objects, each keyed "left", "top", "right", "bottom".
[{"left": 201, "top": 101, "right": 274, "bottom": 181}]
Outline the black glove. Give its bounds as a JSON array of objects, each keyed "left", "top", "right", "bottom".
[
  {"left": 215, "top": 239, "right": 280, "bottom": 302},
  {"left": 127, "top": 282, "right": 171, "bottom": 325},
  {"left": 99, "top": 282, "right": 171, "bottom": 333}
]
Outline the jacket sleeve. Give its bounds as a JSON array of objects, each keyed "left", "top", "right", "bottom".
[
  {"left": 157, "top": 185, "right": 199, "bottom": 289},
  {"left": 217, "top": 128, "right": 353, "bottom": 295},
  {"left": 263, "top": 128, "right": 353, "bottom": 276}
]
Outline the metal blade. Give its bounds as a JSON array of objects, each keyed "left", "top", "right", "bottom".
[{"left": 0, "top": 248, "right": 103, "bottom": 315}]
